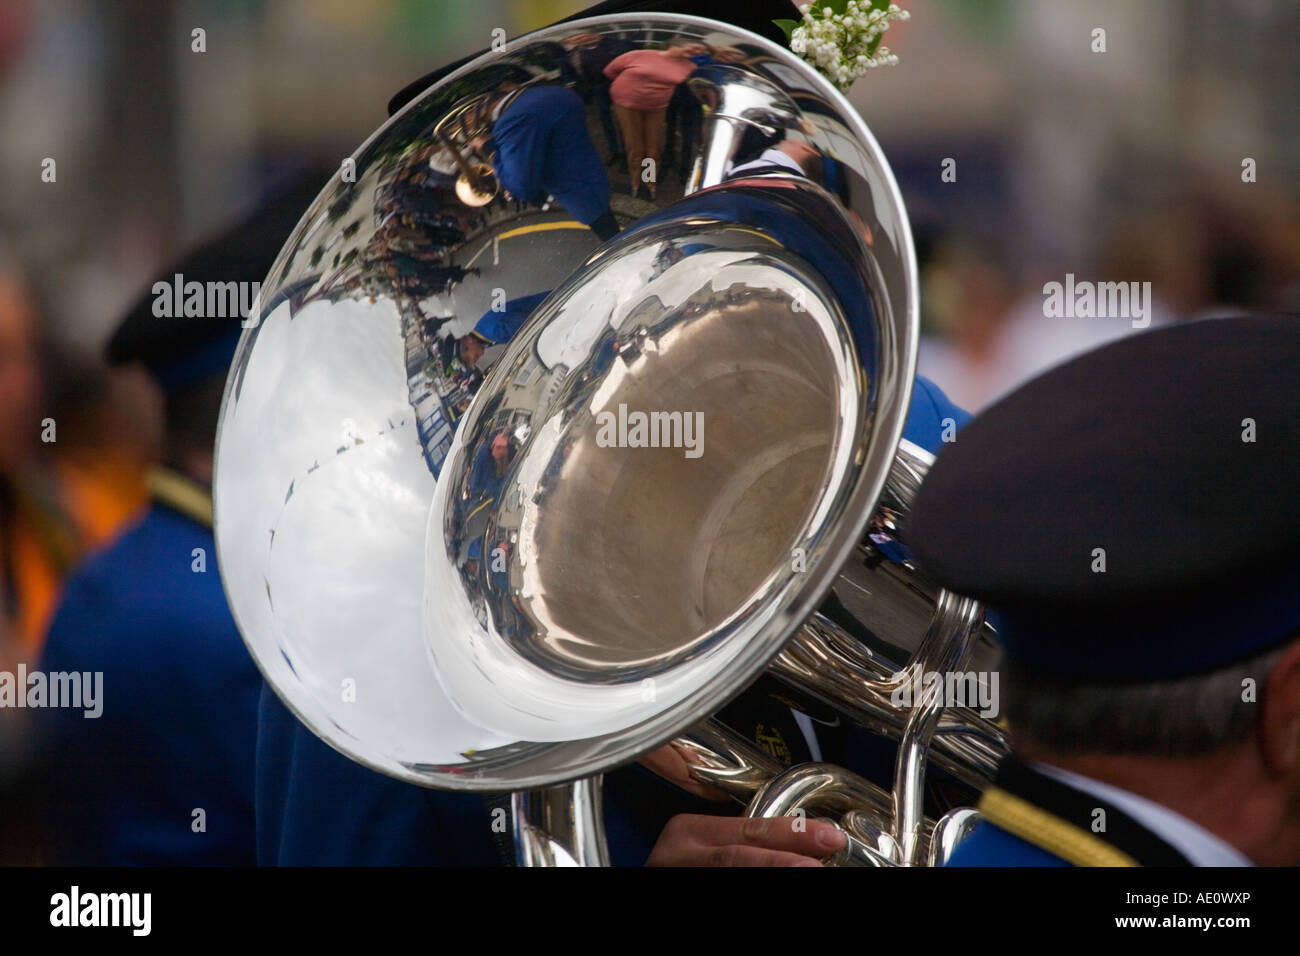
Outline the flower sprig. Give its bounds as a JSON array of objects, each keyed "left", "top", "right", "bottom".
[{"left": 775, "top": 1, "right": 910, "bottom": 91}]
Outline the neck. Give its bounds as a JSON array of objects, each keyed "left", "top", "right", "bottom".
[
  {"left": 171, "top": 448, "right": 213, "bottom": 487},
  {"left": 1021, "top": 745, "right": 1298, "bottom": 865}
]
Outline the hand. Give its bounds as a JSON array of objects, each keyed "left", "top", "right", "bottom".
[{"left": 645, "top": 813, "right": 846, "bottom": 867}]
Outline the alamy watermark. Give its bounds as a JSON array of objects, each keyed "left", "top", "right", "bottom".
[
  {"left": 890, "top": 669, "right": 1000, "bottom": 719},
  {"left": 50, "top": 886, "right": 150, "bottom": 936},
  {"left": 0, "top": 665, "right": 102, "bottom": 718},
  {"left": 152, "top": 272, "right": 260, "bottom": 327},
  {"left": 594, "top": 404, "right": 704, "bottom": 459},
  {"left": 1042, "top": 273, "right": 1152, "bottom": 329}
]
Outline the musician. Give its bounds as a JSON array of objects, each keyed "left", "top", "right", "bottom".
[
  {"left": 470, "top": 82, "right": 621, "bottom": 240},
  {"left": 457, "top": 290, "right": 551, "bottom": 370},
  {"left": 906, "top": 314, "right": 1300, "bottom": 866},
  {"left": 256, "top": 0, "right": 934, "bottom": 867},
  {"left": 257, "top": 369, "right": 971, "bottom": 866},
  {"left": 36, "top": 170, "right": 323, "bottom": 864}
]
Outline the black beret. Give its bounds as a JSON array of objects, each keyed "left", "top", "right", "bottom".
[
  {"left": 106, "top": 167, "right": 330, "bottom": 392},
  {"left": 908, "top": 314, "right": 1300, "bottom": 680},
  {"left": 387, "top": 0, "right": 797, "bottom": 116}
]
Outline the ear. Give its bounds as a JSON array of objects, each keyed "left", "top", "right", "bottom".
[{"left": 1259, "top": 638, "right": 1300, "bottom": 777}]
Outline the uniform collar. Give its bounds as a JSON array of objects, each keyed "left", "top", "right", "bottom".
[
  {"left": 977, "top": 757, "right": 1197, "bottom": 866},
  {"left": 490, "top": 88, "right": 524, "bottom": 123},
  {"left": 726, "top": 148, "right": 804, "bottom": 178},
  {"left": 147, "top": 467, "right": 213, "bottom": 529},
  {"left": 1032, "top": 762, "right": 1253, "bottom": 867}
]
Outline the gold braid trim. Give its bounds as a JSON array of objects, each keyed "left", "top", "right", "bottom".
[
  {"left": 978, "top": 786, "right": 1141, "bottom": 868},
  {"left": 147, "top": 468, "right": 213, "bottom": 529}
]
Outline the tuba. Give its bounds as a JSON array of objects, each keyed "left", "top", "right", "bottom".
[{"left": 214, "top": 13, "right": 1008, "bottom": 867}]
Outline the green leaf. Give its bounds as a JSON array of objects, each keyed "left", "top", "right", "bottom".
[{"left": 773, "top": 18, "right": 800, "bottom": 41}]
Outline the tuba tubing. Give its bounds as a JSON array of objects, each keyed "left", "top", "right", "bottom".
[
  {"left": 516, "top": 445, "right": 1008, "bottom": 866},
  {"left": 215, "top": 12, "right": 1010, "bottom": 868}
]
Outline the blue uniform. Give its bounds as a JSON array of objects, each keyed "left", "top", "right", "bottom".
[
  {"left": 489, "top": 86, "right": 611, "bottom": 226},
  {"left": 39, "top": 485, "right": 262, "bottom": 865},
  {"left": 472, "top": 291, "right": 550, "bottom": 345},
  {"left": 255, "top": 687, "right": 504, "bottom": 865},
  {"left": 943, "top": 821, "right": 1070, "bottom": 867},
  {"left": 256, "top": 376, "right": 970, "bottom": 866},
  {"left": 944, "top": 758, "right": 1195, "bottom": 867}
]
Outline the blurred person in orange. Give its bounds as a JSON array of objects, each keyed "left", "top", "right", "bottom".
[{"left": 0, "top": 260, "right": 152, "bottom": 660}]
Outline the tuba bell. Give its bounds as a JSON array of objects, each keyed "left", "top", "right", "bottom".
[{"left": 214, "top": 12, "right": 1008, "bottom": 867}]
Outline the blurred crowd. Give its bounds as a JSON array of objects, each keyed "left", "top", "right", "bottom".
[
  {"left": 916, "top": 186, "right": 1300, "bottom": 412},
  {"left": 0, "top": 255, "right": 159, "bottom": 861}
]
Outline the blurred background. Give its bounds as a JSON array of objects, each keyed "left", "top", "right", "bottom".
[{"left": 1, "top": 0, "right": 1296, "bottom": 420}]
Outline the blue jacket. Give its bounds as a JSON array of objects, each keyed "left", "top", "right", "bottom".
[
  {"left": 944, "top": 822, "right": 1070, "bottom": 867},
  {"left": 944, "top": 758, "right": 1196, "bottom": 867},
  {"left": 39, "top": 499, "right": 261, "bottom": 865},
  {"left": 490, "top": 85, "right": 611, "bottom": 226},
  {"left": 255, "top": 376, "right": 970, "bottom": 865},
  {"left": 473, "top": 291, "right": 550, "bottom": 345}
]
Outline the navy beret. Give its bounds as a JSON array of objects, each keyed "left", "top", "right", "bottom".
[
  {"left": 908, "top": 314, "right": 1300, "bottom": 681},
  {"left": 107, "top": 167, "right": 329, "bottom": 393}
]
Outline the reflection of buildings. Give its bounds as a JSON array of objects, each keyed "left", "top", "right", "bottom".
[{"left": 398, "top": 295, "right": 478, "bottom": 479}]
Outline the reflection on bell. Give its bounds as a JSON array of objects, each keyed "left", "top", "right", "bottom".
[
  {"left": 215, "top": 11, "right": 943, "bottom": 798},
  {"left": 455, "top": 164, "right": 498, "bottom": 206}
]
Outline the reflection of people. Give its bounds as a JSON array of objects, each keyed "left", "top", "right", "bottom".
[
  {"left": 641, "top": 376, "right": 971, "bottom": 865},
  {"left": 283, "top": 0, "right": 906, "bottom": 868},
  {"left": 563, "top": 31, "right": 635, "bottom": 166},
  {"left": 457, "top": 333, "right": 488, "bottom": 369},
  {"left": 727, "top": 137, "right": 823, "bottom": 180},
  {"left": 468, "top": 431, "right": 514, "bottom": 507},
  {"left": 38, "top": 171, "right": 327, "bottom": 864},
  {"left": 910, "top": 316, "right": 1300, "bottom": 867},
  {"left": 479, "top": 85, "right": 619, "bottom": 240},
  {"left": 604, "top": 39, "right": 708, "bottom": 199},
  {"left": 387, "top": 1, "right": 793, "bottom": 118},
  {"left": 457, "top": 290, "right": 550, "bottom": 370}
]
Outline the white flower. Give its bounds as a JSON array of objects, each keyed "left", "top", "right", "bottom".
[{"left": 786, "top": 2, "right": 909, "bottom": 90}]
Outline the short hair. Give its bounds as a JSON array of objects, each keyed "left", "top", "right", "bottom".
[{"left": 1003, "top": 640, "right": 1290, "bottom": 758}]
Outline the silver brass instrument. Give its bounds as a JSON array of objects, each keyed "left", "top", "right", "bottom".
[{"left": 214, "top": 13, "right": 1009, "bottom": 866}]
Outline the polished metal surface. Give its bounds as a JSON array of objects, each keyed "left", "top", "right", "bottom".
[
  {"left": 512, "top": 777, "right": 609, "bottom": 867},
  {"left": 927, "top": 807, "right": 983, "bottom": 867},
  {"left": 214, "top": 13, "right": 922, "bottom": 791},
  {"left": 890, "top": 589, "right": 985, "bottom": 864},
  {"left": 772, "top": 613, "right": 1007, "bottom": 787},
  {"left": 650, "top": 563, "right": 997, "bottom": 867},
  {"left": 746, "top": 764, "right": 904, "bottom": 867},
  {"left": 648, "top": 717, "right": 787, "bottom": 804},
  {"left": 424, "top": 181, "right": 877, "bottom": 744}
]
